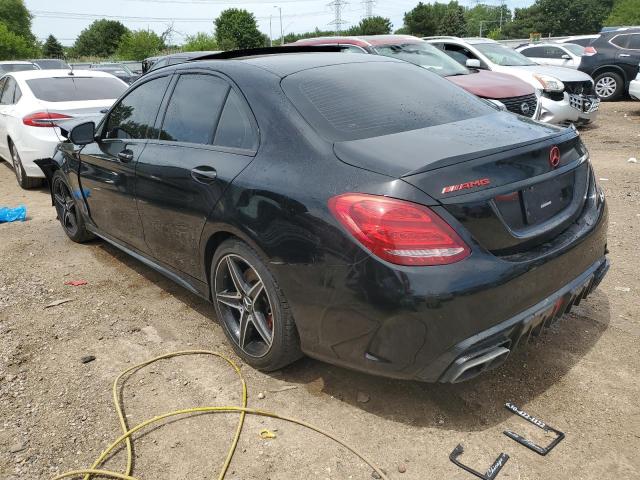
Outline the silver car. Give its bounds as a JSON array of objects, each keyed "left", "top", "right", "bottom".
[
  {"left": 425, "top": 37, "right": 599, "bottom": 126},
  {"left": 516, "top": 43, "right": 585, "bottom": 69}
]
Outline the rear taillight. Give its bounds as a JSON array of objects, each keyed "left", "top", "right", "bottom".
[
  {"left": 584, "top": 46, "right": 597, "bottom": 56},
  {"left": 328, "top": 193, "right": 470, "bottom": 266},
  {"left": 23, "top": 112, "right": 72, "bottom": 127}
]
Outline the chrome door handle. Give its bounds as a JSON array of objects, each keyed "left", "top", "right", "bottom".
[
  {"left": 619, "top": 54, "right": 631, "bottom": 57},
  {"left": 117, "top": 150, "right": 134, "bottom": 162},
  {"left": 191, "top": 166, "right": 217, "bottom": 184}
]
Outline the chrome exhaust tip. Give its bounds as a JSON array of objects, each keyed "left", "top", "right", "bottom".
[{"left": 443, "top": 346, "right": 511, "bottom": 383}]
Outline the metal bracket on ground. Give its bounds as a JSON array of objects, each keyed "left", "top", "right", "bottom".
[
  {"left": 449, "top": 443, "right": 509, "bottom": 479},
  {"left": 503, "top": 402, "right": 565, "bottom": 456}
]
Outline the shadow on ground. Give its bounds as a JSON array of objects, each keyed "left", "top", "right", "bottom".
[{"left": 93, "top": 239, "right": 611, "bottom": 433}]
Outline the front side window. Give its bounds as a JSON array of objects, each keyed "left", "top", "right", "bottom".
[
  {"left": 283, "top": 61, "right": 493, "bottom": 142},
  {"left": 105, "top": 75, "right": 171, "bottom": 140},
  {"left": 521, "top": 46, "right": 546, "bottom": 58},
  {"left": 373, "top": 42, "right": 469, "bottom": 76},
  {"left": 562, "top": 44, "right": 585, "bottom": 56},
  {"left": 544, "top": 47, "right": 565, "bottom": 59},
  {"left": 159, "top": 74, "right": 229, "bottom": 144},
  {"left": 474, "top": 43, "right": 536, "bottom": 66}
]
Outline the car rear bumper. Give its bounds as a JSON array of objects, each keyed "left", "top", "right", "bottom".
[
  {"left": 281, "top": 190, "right": 608, "bottom": 383},
  {"left": 629, "top": 79, "right": 640, "bottom": 100},
  {"left": 13, "top": 128, "right": 60, "bottom": 178},
  {"left": 538, "top": 93, "right": 599, "bottom": 125}
]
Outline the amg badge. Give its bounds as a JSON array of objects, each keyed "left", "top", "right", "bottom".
[{"left": 442, "top": 178, "right": 491, "bottom": 194}]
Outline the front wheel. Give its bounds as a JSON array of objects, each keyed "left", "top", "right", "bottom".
[
  {"left": 211, "top": 239, "right": 301, "bottom": 371},
  {"left": 52, "top": 171, "right": 94, "bottom": 243},
  {"left": 594, "top": 71, "right": 624, "bottom": 101}
]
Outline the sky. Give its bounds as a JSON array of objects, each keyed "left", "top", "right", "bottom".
[{"left": 25, "top": 0, "right": 535, "bottom": 46}]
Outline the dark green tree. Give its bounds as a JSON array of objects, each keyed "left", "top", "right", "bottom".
[
  {"left": 42, "top": 34, "right": 64, "bottom": 58},
  {"left": 604, "top": 0, "right": 640, "bottom": 26},
  {"left": 0, "top": 0, "right": 35, "bottom": 43},
  {"left": 438, "top": 2, "right": 467, "bottom": 36},
  {"left": 73, "top": 20, "right": 129, "bottom": 57},
  {"left": 403, "top": 2, "right": 439, "bottom": 37},
  {"left": 0, "top": 22, "right": 34, "bottom": 59},
  {"left": 214, "top": 9, "right": 264, "bottom": 50},
  {"left": 351, "top": 16, "right": 393, "bottom": 35}
]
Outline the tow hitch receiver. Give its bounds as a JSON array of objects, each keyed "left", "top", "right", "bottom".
[
  {"left": 449, "top": 444, "right": 509, "bottom": 479},
  {"left": 503, "top": 402, "right": 565, "bottom": 456}
]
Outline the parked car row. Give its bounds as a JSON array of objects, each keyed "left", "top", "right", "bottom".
[{"left": 27, "top": 46, "right": 608, "bottom": 383}]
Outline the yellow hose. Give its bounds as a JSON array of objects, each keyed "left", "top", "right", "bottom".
[{"left": 53, "top": 350, "right": 389, "bottom": 480}]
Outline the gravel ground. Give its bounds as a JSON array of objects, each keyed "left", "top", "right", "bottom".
[{"left": 1, "top": 101, "right": 639, "bottom": 480}]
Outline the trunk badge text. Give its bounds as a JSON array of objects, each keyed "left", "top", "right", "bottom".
[{"left": 442, "top": 178, "right": 491, "bottom": 195}]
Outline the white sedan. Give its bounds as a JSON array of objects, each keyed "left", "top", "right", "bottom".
[{"left": 0, "top": 69, "right": 128, "bottom": 188}]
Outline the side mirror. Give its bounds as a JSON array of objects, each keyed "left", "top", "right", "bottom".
[
  {"left": 561, "top": 54, "right": 571, "bottom": 60},
  {"left": 69, "top": 121, "right": 96, "bottom": 146},
  {"left": 466, "top": 58, "right": 482, "bottom": 68}
]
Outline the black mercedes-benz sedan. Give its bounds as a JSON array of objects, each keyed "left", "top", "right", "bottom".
[{"left": 38, "top": 49, "right": 608, "bottom": 383}]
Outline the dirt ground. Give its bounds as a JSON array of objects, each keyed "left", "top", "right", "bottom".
[{"left": 1, "top": 101, "right": 639, "bottom": 480}]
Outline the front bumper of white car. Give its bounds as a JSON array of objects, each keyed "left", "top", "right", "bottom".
[
  {"left": 629, "top": 79, "right": 640, "bottom": 101},
  {"left": 538, "top": 92, "right": 600, "bottom": 125}
]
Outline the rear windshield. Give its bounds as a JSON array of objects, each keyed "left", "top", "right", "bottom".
[
  {"left": 282, "top": 61, "right": 492, "bottom": 142},
  {"left": 26, "top": 76, "right": 127, "bottom": 102},
  {"left": 33, "top": 59, "right": 69, "bottom": 69}
]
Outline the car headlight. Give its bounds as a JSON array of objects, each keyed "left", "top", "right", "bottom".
[{"left": 534, "top": 74, "right": 565, "bottom": 93}]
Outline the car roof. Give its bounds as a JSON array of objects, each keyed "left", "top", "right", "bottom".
[
  {"left": 424, "top": 37, "right": 498, "bottom": 45},
  {"left": 294, "top": 34, "right": 423, "bottom": 47},
  {"left": 182, "top": 52, "right": 403, "bottom": 77},
  {"left": 519, "top": 43, "right": 574, "bottom": 48},
  {"left": 8, "top": 69, "right": 119, "bottom": 80}
]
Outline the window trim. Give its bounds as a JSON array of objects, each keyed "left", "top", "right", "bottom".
[
  {"left": 609, "top": 33, "right": 640, "bottom": 51},
  {"left": 99, "top": 72, "right": 174, "bottom": 144},
  {"left": 151, "top": 68, "right": 259, "bottom": 156}
]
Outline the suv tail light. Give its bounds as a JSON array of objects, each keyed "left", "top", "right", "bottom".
[
  {"left": 23, "top": 112, "right": 72, "bottom": 127},
  {"left": 328, "top": 193, "right": 470, "bottom": 266},
  {"left": 584, "top": 46, "right": 597, "bottom": 56}
]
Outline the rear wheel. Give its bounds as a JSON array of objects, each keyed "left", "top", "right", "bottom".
[
  {"left": 52, "top": 171, "right": 94, "bottom": 243},
  {"left": 594, "top": 71, "right": 624, "bottom": 101},
  {"left": 10, "top": 142, "right": 42, "bottom": 189},
  {"left": 212, "top": 239, "right": 301, "bottom": 371}
]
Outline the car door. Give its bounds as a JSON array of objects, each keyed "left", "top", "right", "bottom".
[
  {"left": 0, "top": 77, "right": 10, "bottom": 159},
  {"left": 78, "top": 74, "right": 172, "bottom": 252},
  {"left": 543, "top": 46, "right": 571, "bottom": 67},
  {"left": 135, "top": 71, "right": 258, "bottom": 280}
]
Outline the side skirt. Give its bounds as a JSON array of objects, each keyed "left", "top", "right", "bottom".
[{"left": 87, "top": 226, "right": 211, "bottom": 301}]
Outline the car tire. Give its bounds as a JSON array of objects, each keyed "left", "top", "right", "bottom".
[
  {"left": 211, "top": 239, "right": 302, "bottom": 371},
  {"left": 594, "top": 71, "right": 624, "bottom": 101},
  {"left": 10, "top": 141, "right": 43, "bottom": 189},
  {"left": 52, "top": 171, "right": 95, "bottom": 243}
]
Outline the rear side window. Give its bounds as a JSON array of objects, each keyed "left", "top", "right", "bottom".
[
  {"left": 214, "top": 90, "right": 258, "bottom": 150},
  {"left": 26, "top": 77, "right": 127, "bottom": 102},
  {"left": 105, "top": 76, "right": 171, "bottom": 140},
  {"left": 282, "top": 61, "right": 492, "bottom": 142},
  {"left": 0, "top": 77, "right": 16, "bottom": 105},
  {"left": 160, "top": 74, "right": 228, "bottom": 144}
]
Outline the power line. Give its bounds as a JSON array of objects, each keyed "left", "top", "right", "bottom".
[
  {"left": 362, "top": 0, "right": 375, "bottom": 18},
  {"left": 327, "top": 0, "right": 348, "bottom": 34}
]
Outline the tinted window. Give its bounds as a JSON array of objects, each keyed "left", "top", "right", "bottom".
[
  {"left": 160, "top": 74, "right": 228, "bottom": 144},
  {"left": 27, "top": 77, "right": 127, "bottom": 102},
  {"left": 0, "top": 77, "right": 16, "bottom": 105},
  {"left": 106, "top": 76, "right": 171, "bottom": 140},
  {"left": 628, "top": 34, "right": 640, "bottom": 49},
  {"left": 214, "top": 90, "right": 257, "bottom": 150},
  {"left": 0, "top": 64, "right": 38, "bottom": 75},
  {"left": 521, "top": 46, "right": 546, "bottom": 57},
  {"left": 611, "top": 34, "right": 631, "bottom": 49},
  {"left": 282, "top": 61, "right": 492, "bottom": 142}
]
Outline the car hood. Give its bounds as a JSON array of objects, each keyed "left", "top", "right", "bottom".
[
  {"left": 495, "top": 64, "right": 593, "bottom": 84},
  {"left": 447, "top": 70, "right": 534, "bottom": 99},
  {"left": 333, "top": 111, "right": 566, "bottom": 178}
]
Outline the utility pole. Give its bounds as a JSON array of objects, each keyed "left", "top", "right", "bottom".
[
  {"left": 273, "top": 6, "right": 283, "bottom": 45},
  {"left": 362, "top": 0, "right": 375, "bottom": 19},
  {"left": 499, "top": 0, "right": 505, "bottom": 31},
  {"left": 269, "top": 15, "right": 273, "bottom": 47},
  {"left": 327, "top": 0, "right": 348, "bottom": 35}
]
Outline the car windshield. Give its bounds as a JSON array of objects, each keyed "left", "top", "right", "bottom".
[
  {"left": 0, "top": 64, "right": 38, "bottom": 74},
  {"left": 282, "top": 61, "right": 492, "bottom": 142},
  {"left": 475, "top": 43, "right": 536, "bottom": 66},
  {"left": 562, "top": 43, "right": 586, "bottom": 56},
  {"left": 26, "top": 76, "right": 127, "bottom": 102},
  {"left": 373, "top": 42, "right": 469, "bottom": 76}
]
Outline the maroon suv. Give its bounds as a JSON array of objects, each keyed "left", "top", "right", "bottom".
[{"left": 292, "top": 35, "right": 539, "bottom": 118}]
